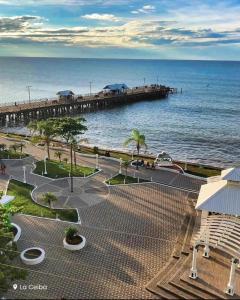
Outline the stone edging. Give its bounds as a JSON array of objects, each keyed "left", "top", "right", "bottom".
[{"left": 6, "top": 178, "right": 81, "bottom": 225}]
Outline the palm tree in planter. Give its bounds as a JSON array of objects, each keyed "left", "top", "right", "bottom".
[
  {"left": 54, "top": 151, "right": 62, "bottom": 162},
  {"left": 42, "top": 192, "right": 58, "bottom": 209},
  {"left": 124, "top": 129, "right": 147, "bottom": 169},
  {"left": 63, "top": 226, "right": 86, "bottom": 251},
  {"left": 9, "top": 143, "right": 18, "bottom": 153},
  {"left": 63, "top": 157, "right": 68, "bottom": 164},
  {"left": 0, "top": 143, "right": 6, "bottom": 151},
  {"left": 17, "top": 142, "right": 26, "bottom": 153}
]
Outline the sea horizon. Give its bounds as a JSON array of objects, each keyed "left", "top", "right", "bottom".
[
  {"left": 0, "top": 57, "right": 239, "bottom": 168},
  {"left": 1, "top": 56, "right": 240, "bottom": 62}
]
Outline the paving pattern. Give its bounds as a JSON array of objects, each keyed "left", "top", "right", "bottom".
[{"left": 0, "top": 137, "right": 204, "bottom": 299}]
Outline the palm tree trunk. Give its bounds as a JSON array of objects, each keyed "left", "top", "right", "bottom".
[
  {"left": 74, "top": 149, "right": 77, "bottom": 167},
  {"left": 136, "top": 145, "right": 140, "bottom": 170},
  {"left": 47, "top": 141, "right": 50, "bottom": 159},
  {"left": 70, "top": 143, "right": 73, "bottom": 193}
]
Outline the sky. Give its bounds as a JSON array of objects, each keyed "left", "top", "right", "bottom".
[{"left": 0, "top": 0, "right": 240, "bottom": 60}]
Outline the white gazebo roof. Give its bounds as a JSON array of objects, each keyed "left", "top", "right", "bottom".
[
  {"left": 196, "top": 180, "right": 240, "bottom": 216},
  {"left": 221, "top": 167, "right": 240, "bottom": 182}
]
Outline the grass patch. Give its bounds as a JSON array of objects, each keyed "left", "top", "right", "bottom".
[
  {"left": 7, "top": 179, "right": 78, "bottom": 222},
  {"left": 177, "top": 163, "right": 221, "bottom": 178},
  {"left": 34, "top": 160, "right": 97, "bottom": 178},
  {"left": 0, "top": 150, "right": 28, "bottom": 159},
  {"left": 106, "top": 174, "right": 149, "bottom": 185}
]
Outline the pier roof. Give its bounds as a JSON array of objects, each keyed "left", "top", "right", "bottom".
[
  {"left": 56, "top": 90, "right": 74, "bottom": 96},
  {"left": 103, "top": 83, "right": 128, "bottom": 91}
]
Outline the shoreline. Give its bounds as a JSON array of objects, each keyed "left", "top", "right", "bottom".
[{"left": 0, "top": 131, "right": 222, "bottom": 178}]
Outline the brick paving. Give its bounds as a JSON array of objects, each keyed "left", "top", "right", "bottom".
[
  {"left": 3, "top": 181, "right": 194, "bottom": 299},
  {"left": 0, "top": 136, "right": 205, "bottom": 299}
]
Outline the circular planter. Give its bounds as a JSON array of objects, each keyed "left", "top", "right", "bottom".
[
  {"left": 11, "top": 223, "right": 21, "bottom": 242},
  {"left": 20, "top": 247, "right": 45, "bottom": 265},
  {"left": 63, "top": 235, "right": 86, "bottom": 251}
]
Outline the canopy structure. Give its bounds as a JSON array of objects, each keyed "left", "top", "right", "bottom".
[
  {"left": 196, "top": 167, "right": 240, "bottom": 216},
  {"left": 196, "top": 180, "right": 240, "bottom": 216},
  {"left": 56, "top": 90, "right": 74, "bottom": 97},
  {"left": 191, "top": 167, "right": 240, "bottom": 295},
  {"left": 221, "top": 167, "right": 240, "bottom": 182},
  {"left": 103, "top": 84, "right": 128, "bottom": 92}
]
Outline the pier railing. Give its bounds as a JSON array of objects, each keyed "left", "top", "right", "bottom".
[{"left": 0, "top": 85, "right": 176, "bottom": 109}]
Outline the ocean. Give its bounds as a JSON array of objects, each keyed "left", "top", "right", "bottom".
[{"left": 0, "top": 57, "right": 239, "bottom": 167}]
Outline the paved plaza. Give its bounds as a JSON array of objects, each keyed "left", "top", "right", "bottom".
[{"left": 0, "top": 138, "right": 203, "bottom": 299}]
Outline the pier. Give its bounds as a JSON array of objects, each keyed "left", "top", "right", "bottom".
[{"left": 0, "top": 85, "right": 177, "bottom": 126}]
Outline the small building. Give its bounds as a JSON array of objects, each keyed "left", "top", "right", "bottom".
[
  {"left": 196, "top": 167, "right": 240, "bottom": 216},
  {"left": 56, "top": 90, "right": 75, "bottom": 102},
  {"left": 103, "top": 84, "right": 129, "bottom": 95},
  {"left": 189, "top": 167, "right": 240, "bottom": 296}
]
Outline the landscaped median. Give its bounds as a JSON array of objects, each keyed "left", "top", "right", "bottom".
[
  {"left": 33, "top": 160, "right": 97, "bottom": 178},
  {"left": 0, "top": 150, "right": 28, "bottom": 159},
  {"left": 106, "top": 174, "right": 150, "bottom": 185},
  {"left": 7, "top": 179, "right": 78, "bottom": 223}
]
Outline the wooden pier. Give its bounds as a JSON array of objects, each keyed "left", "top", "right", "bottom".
[{"left": 0, "top": 85, "right": 176, "bottom": 126}]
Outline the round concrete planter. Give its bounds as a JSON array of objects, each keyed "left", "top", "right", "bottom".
[
  {"left": 20, "top": 247, "right": 45, "bottom": 265},
  {"left": 63, "top": 235, "right": 86, "bottom": 251},
  {"left": 11, "top": 223, "right": 22, "bottom": 242}
]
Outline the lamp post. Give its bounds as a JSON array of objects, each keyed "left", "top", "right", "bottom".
[
  {"left": 119, "top": 158, "right": 122, "bottom": 174},
  {"left": 23, "top": 166, "right": 26, "bottom": 183},
  {"left": 44, "top": 156, "right": 48, "bottom": 175},
  {"left": 89, "top": 81, "right": 92, "bottom": 96},
  {"left": 26, "top": 85, "right": 32, "bottom": 103},
  {"left": 95, "top": 153, "right": 99, "bottom": 169}
]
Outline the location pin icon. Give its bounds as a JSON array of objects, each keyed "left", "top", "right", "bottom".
[{"left": 13, "top": 284, "right": 18, "bottom": 290}]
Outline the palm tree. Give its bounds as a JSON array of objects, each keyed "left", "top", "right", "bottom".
[
  {"left": 17, "top": 142, "right": 25, "bottom": 153},
  {"left": 27, "top": 120, "right": 38, "bottom": 137},
  {"left": 54, "top": 151, "right": 62, "bottom": 162},
  {"left": 9, "top": 143, "right": 18, "bottom": 153},
  {"left": 0, "top": 144, "right": 6, "bottom": 151},
  {"left": 42, "top": 192, "right": 58, "bottom": 209},
  {"left": 27, "top": 119, "right": 57, "bottom": 159},
  {"left": 54, "top": 117, "right": 87, "bottom": 192},
  {"left": 124, "top": 129, "right": 147, "bottom": 169}
]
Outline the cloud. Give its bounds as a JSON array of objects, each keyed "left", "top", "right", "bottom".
[
  {"left": 0, "top": 0, "right": 133, "bottom": 5},
  {"left": 131, "top": 4, "right": 155, "bottom": 14},
  {"left": 0, "top": 16, "right": 43, "bottom": 32},
  {"left": 82, "top": 13, "right": 120, "bottom": 22},
  {"left": 0, "top": 15, "right": 240, "bottom": 50}
]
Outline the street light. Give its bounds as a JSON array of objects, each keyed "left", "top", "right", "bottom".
[
  {"left": 119, "top": 158, "right": 122, "bottom": 174},
  {"left": 44, "top": 156, "right": 48, "bottom": 175},
  {"left": 95, "top": 153, "right": 99, "bottom": 169},
  {"left": 26, "top": 85, "right": 32, "bottom": 103},
  {"left": 23, "top": 166, "right": 26, "bottom": 183},
  {"left": 89, "top": 81, "right": 93, "bottom": 96}
]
